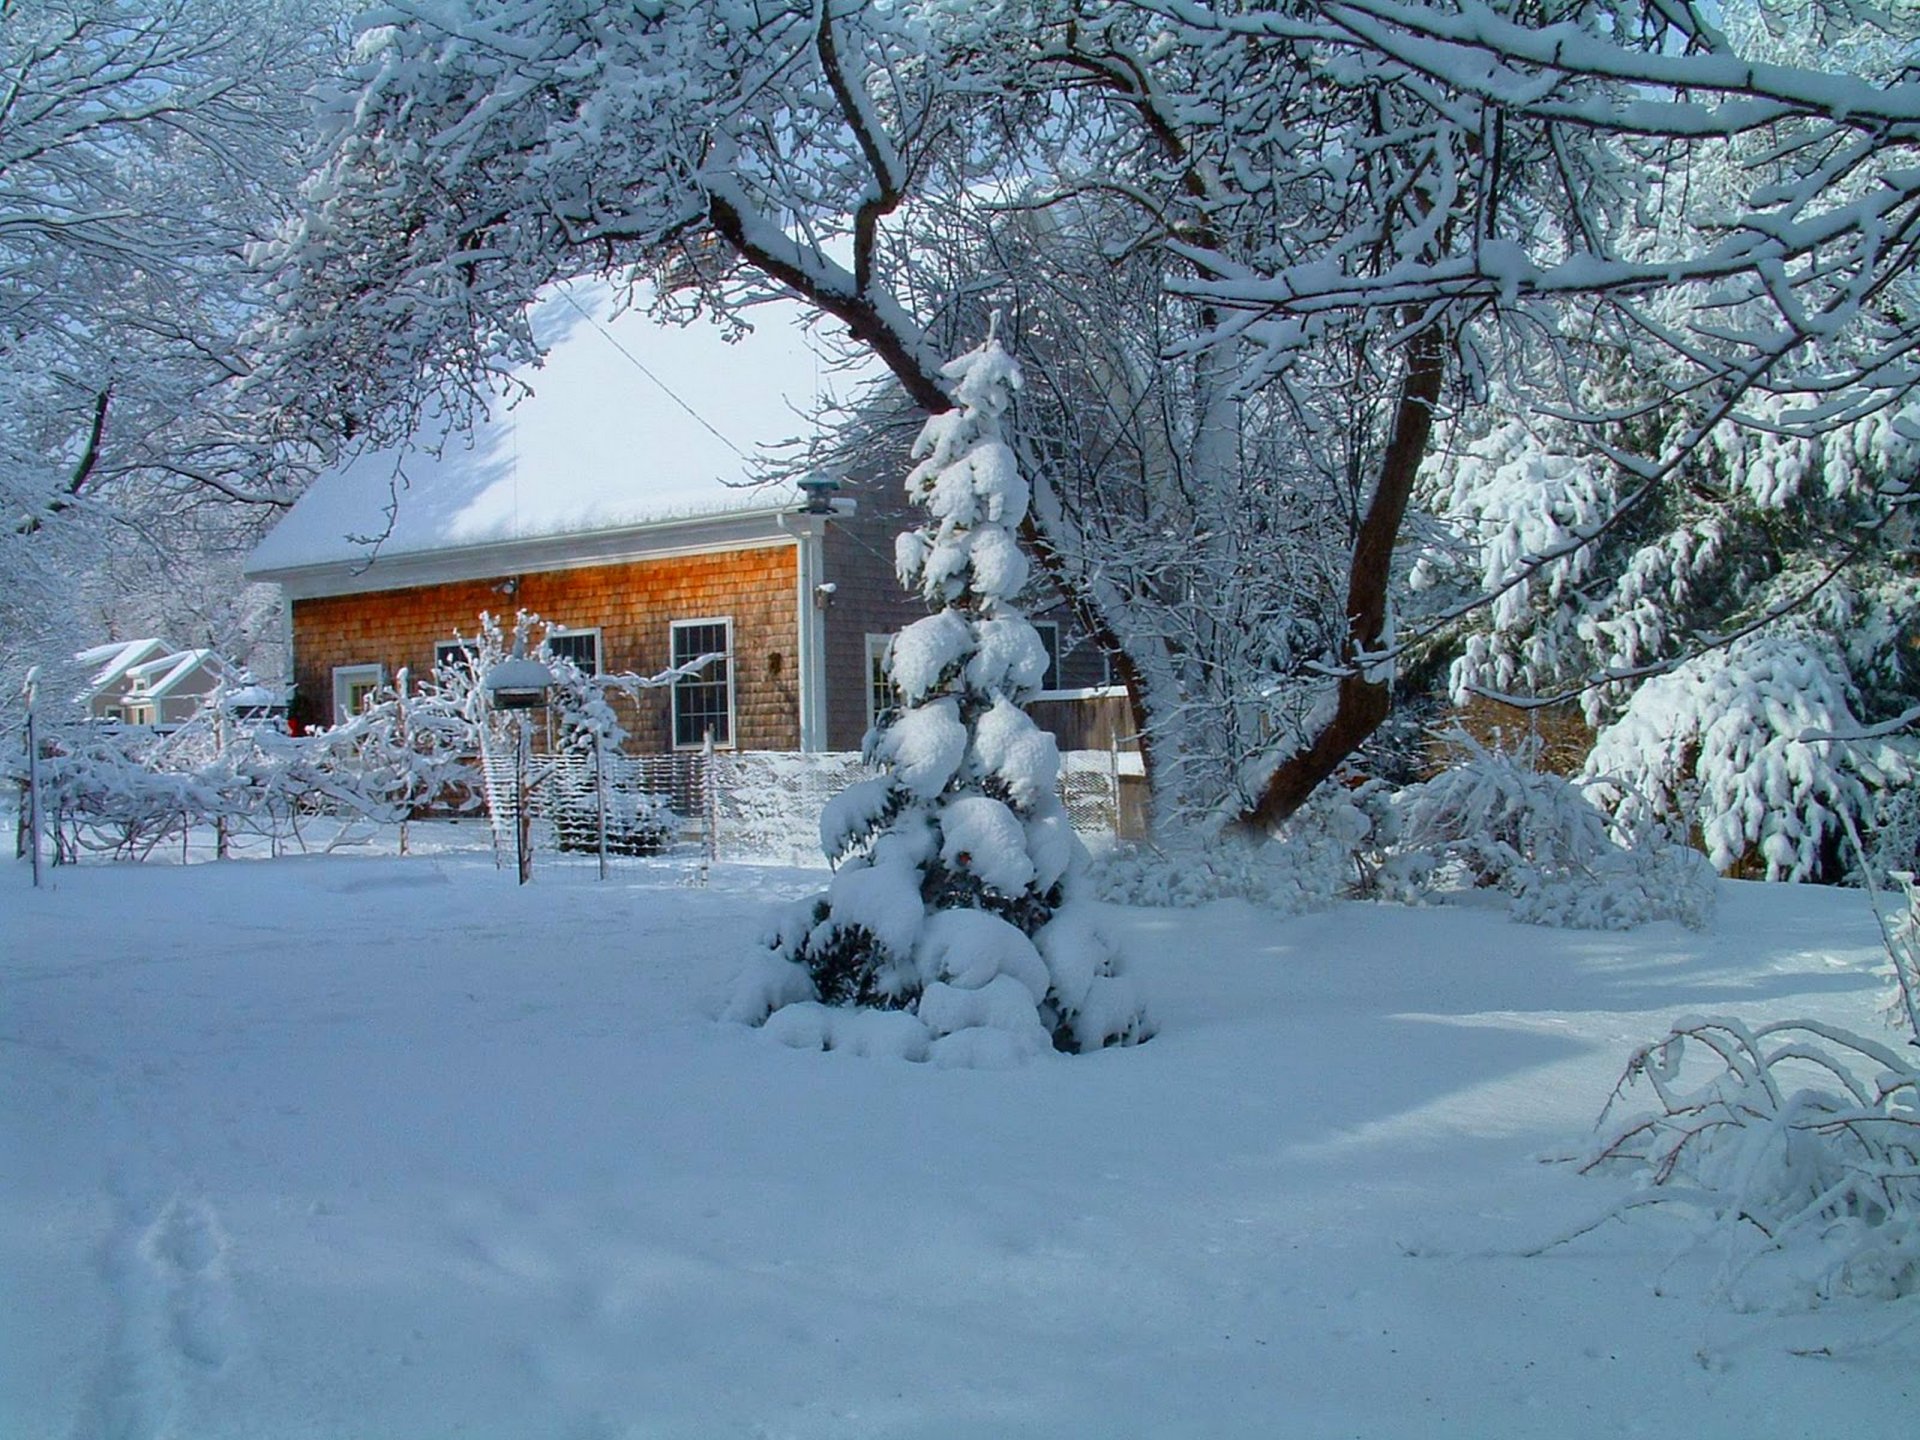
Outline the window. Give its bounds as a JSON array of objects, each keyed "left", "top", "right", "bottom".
[
  {"left": 435, "top": 639, "right": 475, "bottom": 672},
  {"left": 332, "top": 663, "right": 385, "bottom": 724},
  {"left": 671, "top": 618, "right": 732, "bottom": 747},
  {"left": 545, "top": 627, "right": 601, "bottom": 676},
  {"left": 865, "top": 633, "right": 897, "bottom": 730},
  {"left": 1033, "top": 621, "right": 1061, "bottom": 692}
]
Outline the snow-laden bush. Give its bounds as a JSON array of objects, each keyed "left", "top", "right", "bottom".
[
  {"left": 1583, "top": 634, "right": 1912, "bottom": 882},
  {"left": 733, "top": 328, "right": 1151, "bottom": 1064},
  {"left": 1385, "top": 730, "right": 1716, "bottom": 930},
  {"left": 1875, "top": 872, "right": 1920, "bottom": 1048},
  {"left": 1088, "top": 784, "right": 1375, "bottom": 913},
  {"left": 20, "top": 667, "right": 483, "bottom": 861},
  {"left": 1578, "top": 1016, "right": 1920, "bottom": 1308},
  {"left": 548, "top": 771, "right": 674, "bottom": 856}
]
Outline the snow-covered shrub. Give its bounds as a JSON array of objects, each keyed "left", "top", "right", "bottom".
[
  {"left": 21, "top": 665, "right": 484, "bottom": 862},
  {"left": 1088, "top": 783, "right": 1376, "bottom": 912},
  {"left": 1386, "top": 730, "right": 1715, "bottom": 930},
  {"left": 1878, "top": 872, "right": 1920, "bottom": 1046},
  {"left": 735, "top": 328, "right": 1151, "bottom": 1062},
  {"left": 1583, "top": 635, "right": 1911, "bottom": 882},
  {"left": 547, "top": 770, "right": 674, "bottom": 856},
  {"left": 31, "top": 726, "right": 219, "bottom": 860},
  {"left": 1582, "top": 1017, "right": 1920, "bottom": 1307},
  {"left": 1420, "top": 375, "right": 1920, "bottom": 887}
]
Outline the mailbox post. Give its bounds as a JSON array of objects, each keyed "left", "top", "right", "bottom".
[{"left": 484, "top": 650, "right": 554, "bottom": 885}]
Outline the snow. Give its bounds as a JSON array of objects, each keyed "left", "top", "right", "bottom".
[
  {"left": 246, "top": 282, "right": 849, "bottom": 574},
  {"left": 4, "top": 836, "right": 1912, "bottom": 1437},
  {"left": 872, "top": 697, "right": 969, "bottom": 799},
  {"left": 936, "top": 795, "right": 1036, "bottom": 896}
]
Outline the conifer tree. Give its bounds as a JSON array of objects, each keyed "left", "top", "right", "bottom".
[{"left": 748, "top": 328, "right": 1152, "bottom": 1063}]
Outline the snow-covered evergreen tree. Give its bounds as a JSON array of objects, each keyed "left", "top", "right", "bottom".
[
  {"left": 1417, "top": 380, "right": 1919, "bottom": 882},
  {"left": 740, "top": 330, "right": 1151, "bottom": 1063}
]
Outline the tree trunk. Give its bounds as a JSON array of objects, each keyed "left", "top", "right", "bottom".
[{"left": 1236, "top": 322, "right": 1447, "bottom": 833}]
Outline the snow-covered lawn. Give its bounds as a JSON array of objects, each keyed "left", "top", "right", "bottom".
[{"left": 4, "top": 840, "right": 1911, "bottom": 1438}]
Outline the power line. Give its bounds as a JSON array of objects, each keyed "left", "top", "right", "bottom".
[{"left": 556, "top": 287, "right": 749, "bottom": 459}]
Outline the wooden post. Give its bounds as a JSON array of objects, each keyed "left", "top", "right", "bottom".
[
  {"left": 214, "top": 700, "right": 231, "bottom": 861},
  {"left": 395, "top": 667, "right": 411, "bottom": 857},
  {"left": 22, "top": 668, "right": 42, "bottom": 888},
  {"left": 702, "top": 730, "right": 718, "bottom": 867},
  {"left": 594, "top": 729, "right": 608, "bottom": 882},
  {"left": 515, "top": 713, "right": 533, "bottom": 885}
]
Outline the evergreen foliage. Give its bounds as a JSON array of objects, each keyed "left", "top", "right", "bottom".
[{"left": 744, "top": 329, "right": 1151, "bottom": 1061}]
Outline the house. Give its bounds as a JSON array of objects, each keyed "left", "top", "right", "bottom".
[
  {"left": 71, "top": 639, "right": 235, "bottom": 729},
  {"left": 246, "top": 283, "right": 1137, "bottom": 767},
  {"left": 73, "top": 638, "right": 172, "bottom": 722},
  {"left": 118, "top": 649, "right": 236, "bottom": 730}
]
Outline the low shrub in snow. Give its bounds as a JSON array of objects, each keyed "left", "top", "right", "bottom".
[
  {"left": 1582, "top": 634, "right": 1914, "bottom": 884},
  {"left": 1382, "top": 730, "right": 1715, "bottom": 931},
  {"left": 547, "top": 774, "right": 675, "bottom": 857},
  {"left": 1580, "top": 1016, "right": 1920, "bottom": 1308},
  {"left": 1087, "top": 784, "right": 1375, "bottom": 913}
]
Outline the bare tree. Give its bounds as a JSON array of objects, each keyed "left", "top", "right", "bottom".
[
  {"left": 1, "top": 0, "right": 341, "bottom": 698},
  {"left": 263, "top": 0, "right": 1919, "bottom": 831}
]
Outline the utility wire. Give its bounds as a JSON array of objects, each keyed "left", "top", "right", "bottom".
[{"left": 557, "top": 287, "right": 749, "bottom": 459}]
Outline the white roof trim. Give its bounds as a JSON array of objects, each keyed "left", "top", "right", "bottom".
[{"left": 250, "top": 506, "right": 802, "bottom": 600}]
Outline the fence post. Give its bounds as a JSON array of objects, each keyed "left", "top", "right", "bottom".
[
  {"left": 703, "top": 730, "right": 718, "bottom": 867},
  {"left": 21, "top": 668, "right": 42, "bottom": 888},
  {"left": 214, "top": 701, "right": 232, "bottom": 861},
  {"left": 594, "top": 729, "right": 608, "bottom": 882},
  {"left": 395, "top": 667, "right": 411, "bottom": 858},
  {"left": 515, "top": 712, "right": 534, "bottom": 885}
]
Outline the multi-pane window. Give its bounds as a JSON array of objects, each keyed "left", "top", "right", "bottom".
[
  {"left": 671, "top": 618, "right": 732, "bottom": 747},
  {"left": 865, "top": 633, "right": 897, "bottom": 731},
  {"left": 332, "top": 663, "right": 385, "bottom": 723},
  {"left": 545, "top": 628, "right": 601, "bottom": 676},
  {"left": 1033, "top": 621, "right": 1061, "bottom": 692}
]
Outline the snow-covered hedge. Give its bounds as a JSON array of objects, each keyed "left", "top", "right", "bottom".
[
  {"left": 1088, "top": 784, "right": 1374, "bottom": 914},
  {"left": 19, "top": 670, "right": 481, "bottom": 862},
  {"left": 1583, "top": 635, "right": 1913, "bottom": 883}
]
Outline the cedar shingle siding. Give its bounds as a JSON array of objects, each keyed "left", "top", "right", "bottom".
[{"left": 292, "top": 545, "right": 802, "bottom": 750}]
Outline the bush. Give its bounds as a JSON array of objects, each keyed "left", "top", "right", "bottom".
[
  {"left": 1577, "top": 1016, "right": 1920, "bottom": 1308},
  {"left": 547, "top": 772, "right": 676, "bottom": 856},
  {"left": 1381, "top": 729, "right": 1715, "bottom": 930}
]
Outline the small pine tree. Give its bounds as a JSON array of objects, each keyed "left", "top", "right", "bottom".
[{"left": 748, "top": 326, "right": 1152, "bottom": 1062}]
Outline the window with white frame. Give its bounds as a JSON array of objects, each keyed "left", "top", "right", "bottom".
[
  {"left": 670, "top": 618, "right": 732, "bottom": 747},
  {"left": 545, "top": 627, "right": 601, "bottom": 676},
  {"left": 1032, "top": 621, "right": 1061, "bottom": 692},
  {"left": 865, "top": 633, "right": 897, "bottom": 731},
  {"left": 332, "top": 663, "right": 385, "bottom": 723},
  {"left": 434, "top": 639, "right": 477, "bottom": 678}
]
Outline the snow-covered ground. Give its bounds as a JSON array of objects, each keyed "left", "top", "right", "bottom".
[{"left": 4, "top": 836, "right": 1911, "bottom": 1438}]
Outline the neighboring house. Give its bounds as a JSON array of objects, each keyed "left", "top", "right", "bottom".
[
  {"left": 73, "top": 638, "right": 173, "bottom": 722},
  {"left": 116, "top": 649, "right": 236, "bottom": 730},
  {"left": 247, "top": 283, "right": 1134, "bottom": 760}
]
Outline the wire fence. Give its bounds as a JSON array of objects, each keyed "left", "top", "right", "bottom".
[
  {"left": 484, "top": 745, "right": 1130, "bottom": 871},
  {"left": 15, "top": 708, "right": 1129, "bottom": 875}
]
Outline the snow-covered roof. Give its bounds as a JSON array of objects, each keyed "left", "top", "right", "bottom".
[
  {"left": 247, "top": 281, "right": 851, "bottom": 588},
  {"left": 222, "top": 683, "right": 286, "bottom": 710},
  {"left": 124, "top": 648, "right": 227, "bottom": 699},
  {"left": 74, "top": 638, "right": 171, "bottom": 695}
]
